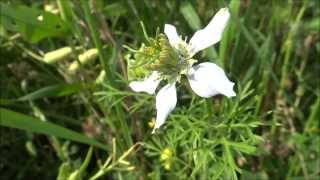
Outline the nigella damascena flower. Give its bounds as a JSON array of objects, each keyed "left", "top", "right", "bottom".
[{"left": 127, "top": 8, "right": 236, "bottom": 133}]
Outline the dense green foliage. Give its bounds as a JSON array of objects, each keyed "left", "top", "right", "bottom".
[{"left": 0, "top": 0, "right": 319, "bottom": 179}]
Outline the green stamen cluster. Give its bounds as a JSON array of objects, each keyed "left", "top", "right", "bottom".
[{"left": 126, "top": 33, "right": 196, "bottom": 82}]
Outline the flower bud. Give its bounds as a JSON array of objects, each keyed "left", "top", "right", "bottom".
[
  {"left": 160, "top": 147, "right": 172, "bottom": 161},
  {"left": 43, "top": 47, "right": 72, "bottom": 64},
  {"left": 148, "top": 118, "right": 156, "bottom": 129}
]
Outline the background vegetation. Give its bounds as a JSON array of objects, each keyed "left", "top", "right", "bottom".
[{"left": 0, "top": 0, "right": 319, "bottom": 179}]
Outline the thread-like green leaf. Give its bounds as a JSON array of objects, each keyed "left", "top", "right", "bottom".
[{"left": 229, "top": 142, "right": 257, "bottom": 154}]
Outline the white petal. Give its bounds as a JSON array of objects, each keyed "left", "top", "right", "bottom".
[
  {"left": 129, "top": 71, "right": 161, "bottom": 95},
  {"left": 152, "top": 83, "right": 177, "bottom": 133},
  {"left": 187, "top": 62, "right": 236, "bottom": 98},
  {"left": 164, "top": 24, "right": 183, "bottom": 48},
  {"left": 189, "top": 8, "right": 230, "bottom": 56}
]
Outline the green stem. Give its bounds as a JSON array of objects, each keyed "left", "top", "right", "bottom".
[
  {"left": 272, "top": 3, "right": 306, "bottom": 135},
  {"left": 80, "top": 0, "right": 113, "bottom": 83},
  {"left": 80, "top": 0, "right": 132, "bottom": 148}
]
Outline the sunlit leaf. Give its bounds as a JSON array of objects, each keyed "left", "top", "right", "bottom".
[{"left": 0, "top": 2, "right": 69, "bottom": 43}]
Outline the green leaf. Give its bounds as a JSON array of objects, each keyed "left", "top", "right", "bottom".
[
  {"left": 224, "top": 146, "right": 241, "bottom": 172},
  {"left": 306, "top": 96, "right": 320, "bottom": 131},
  {"left": 0, "top": 3, "right": 69, "bottom": 43},
  {"left": 180, "top": 2, "right": 201, "bottom": 30},
  {"left": 229, "top": 142, "right": 257, "bottom": 154},
  {"left": 0, "top": 98, "right": 15, "bottom": 105},
  {"left": 0, "top": 108, "right": 107, "bottom": 150},
  {"left": 18, "top": 83, "right": 86, "bottom": 101},
  {"left": 79, "top": 146, "right": 93, "bottom": 174},
  {"left": 222, "top": 139, "right": 242, "bottom": 175},
  {"left": 212, "top": 162, "right": 226, "bottom": 180},
  {"left": 219, "top": 0, "right": 241, "bottom": 67}
]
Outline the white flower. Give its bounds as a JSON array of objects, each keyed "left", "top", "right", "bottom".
[{"left": 129, "top": 8, "right": 236, "bottom": 133}]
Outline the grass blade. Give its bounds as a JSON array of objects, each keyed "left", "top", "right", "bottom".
[
  {"left": 0, "top": 108, "right": 107, "bottom": 150},
  {"left": 18, "top": 83, "right": 86, "bottom": 101}
]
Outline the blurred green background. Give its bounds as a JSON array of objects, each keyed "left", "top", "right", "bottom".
[{"left": 0, "top": 0, "right": 319, "bottom": 179}]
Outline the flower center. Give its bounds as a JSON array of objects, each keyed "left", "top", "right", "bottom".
[{"left": 126, "top": 34, "right": 196, "bottom": 82}]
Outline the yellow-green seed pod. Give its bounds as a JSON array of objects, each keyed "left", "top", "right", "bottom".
[
  {"left": 68, "top": 48, "right": 98, "bottom": 73},
  {"left": 43, "top": 47, "right": 72, "bottom": 64},
  {"left": 127, "top": 166, "right": 135, "bottom": 171},
  {"left": 119, "top": 159, "right": 131, "bottom": 165}
]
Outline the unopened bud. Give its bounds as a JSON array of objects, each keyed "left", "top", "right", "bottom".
[
  {"left": 163, "top": 161, "right": 171, "bottom": 170},
  {"left": 148, "top": 118, "right": 156, "bottom": 129},
  {"left": 119, "top": 159, "right": 130, "bottom": 165},
  {"left": 127, "top": 166, "right": 135, "bottom": 171},
  {"left": 160, "top": 148, "right": 172, "bottom": 161},
  {"left": 68, "top": 49, "right": 98, "bottom": 73},
  {"left": 43, "top": 47, "right": 72, "bottom": 64}
]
